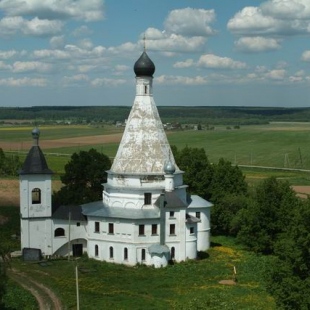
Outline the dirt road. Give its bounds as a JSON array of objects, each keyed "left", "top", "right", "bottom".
[{"left": 8, "top": 268, "right": 63, "bottom": 310}]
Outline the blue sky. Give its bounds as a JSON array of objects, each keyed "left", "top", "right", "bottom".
[{"left": 0, "top": 0, "right": 310, "bottom": 107}]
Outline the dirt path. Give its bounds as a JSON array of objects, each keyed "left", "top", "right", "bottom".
[{"left": 8, "top": 268, "right": 63, "bottom": 310}]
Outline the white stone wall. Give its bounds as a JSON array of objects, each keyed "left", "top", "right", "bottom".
[
  {"left": 20, "top": 175, "right": 52, "bottom": 218},
  {"left": 21, "top": 218, "right": 53, "bottom": 255},
  {"left": 189, "top": 208, "right": 211, "bottom": 251},
  {"left": 52, "top": 219, "right": 87, "bottom": 255},
  {"left": 185, "top": 225, "right": 198, "bottom": 260},
  {"left": 103, "top": 188, "right": 163, "bottom": 209}
]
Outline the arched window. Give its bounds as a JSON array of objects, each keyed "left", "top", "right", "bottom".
[
  {"left": 141, "top": 249, "right": 146, "bottom": 261},
  {"left": 32, "top": 188, "right": 41, "bottom": 204},
  {"left": 109, "top": 246, "right": 114, "bottom": 259},
  {"left": 144, "top": 85, "right": 147, "bottom": 94},
  {"left": 171, "top": 247, "right": 175, "bottom": 260},
  {"left": 54, "top": 228, "right": 65, "bottom": 237},
  {"left": 124, "top": 248, "right": 128, "bottom": 260},
  {"left": 95, "top": 245, "right": 99, "bottom": 257}
]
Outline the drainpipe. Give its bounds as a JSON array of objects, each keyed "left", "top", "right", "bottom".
[{"left": 159, "top": 193, "right": 165, "bottom": 245}]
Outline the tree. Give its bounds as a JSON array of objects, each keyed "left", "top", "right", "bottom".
[
  {"left": 0, "top": 241, "right": 12, "bottom": 308},
  {"left": 0, "top": 260, "right": 6, "bottom": 308},
  {"left": 0, "top": 148, "right": 22, "bottom": 176},
  {"left": 209, "top": 158, "right": 248, "bottom": 202},
  {"left": 211, "top": 193, "right": 250, "bottom": 236},
  {"left": 266, "top": 200, "right": 310, "bottom": 309},
  {"left": 208, "top": 158, "right": 248, "bottom": 235},
  {"left": 53, "top": 148, "right": 111, "bottom": 205},
  {"left": 173, "top": 147, "right": 248, "bottom": 235},
  {"left": 173, "top": 146, "right": 214, "bottom": 199},
  {"left": 233, "top": 177, "right": 300, "bottom": 254}
]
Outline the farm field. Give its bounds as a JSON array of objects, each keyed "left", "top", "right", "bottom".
[
  {"left": 2, "top": 122, "right": 310, "bottom": 172},
  {"left": 2, "top": 122, "right": 310, "bottom": 207}
]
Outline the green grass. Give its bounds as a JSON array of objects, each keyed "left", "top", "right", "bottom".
[
  {"left": 2, "top": 279, "right": 38, "bottom": 310},
  {"left": 1, "top": 207, "right": 275, "bottom": 309},
  {"left": 167, "top": 125, "right": 310, "bottom": 169},
  {"left": 10, "top": 236, "right": 275, "bottom": 310}
]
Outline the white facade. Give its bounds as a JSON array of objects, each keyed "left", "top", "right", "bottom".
[{"left": 20, "top": 51, "right": 212, "bottom": 267}]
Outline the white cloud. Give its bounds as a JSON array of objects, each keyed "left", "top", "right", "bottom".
[
  {"left": 247, "top": 67, "right": 287, "bottom": 82},
  {"left": 144, "top": 28, "right": 165, "bottom": 40},
  {"left": 228, "top": 6, "right": 278, "bottom": 35},
  {"left": 108, "top": 42, "right": 137, "bottom": 54},
  {"left": 0, "top": 61, "right": 11, "bottom": 70},
  {"left": 0, "top": 0, "right": 104, "bottom": 22},
  {"left": 173, "top": 59, "right": 195, "bottom": 68},
  {"left": 91, "top": 78, "right": 126, "bottom": 87},
  {"left": 33, "top": 44, "right": 107, "bottom": 62},
  {"left": 164, "top": 8, "right": 216, "bottom": 37},
  {"left": 301, "top": 50, "right": 310, "bottom": 61},
  {"left": 141, "top": 31, "right": 206, "bottom": 53},
  {"left": 50, "top": 36, "right": 65, "bottom": 49},
  {"left": 63, "top": 74, "right": 89, "bottom": 85},
  {"left": 78, "top": 39, "right": 94, "bottom": 50},
  {"left": 235, "top": 36, "right": 281, "bottom": 52},
  {"left": 72, "top": 25, "right": 93, "bottom": 37},
  {"left": 264, "top": 69, "right": 286, "bottom": 80},
  {"left": 0, "top": 50, "right": 18, "bottom": 59},
  {"left": 261, "top": 0, "right": 310, "bottom": 20},
  {"left": 197, "top": 54, "right": 246, "bottom": 69},
  {"left": 0, "top": 77, "right": 47, "bottom": 87},
  {"left": 289, "top": 75, "right": 304, "bottom": 83},
  {"left": 115, "top": 65, "right": 129, "bottom": 72},
  {"left": 113, "top": 65, "right": 130, "bottom": 76},
  {"left": 228, "top": 1, "right": 310, "bottom": 37},
  {"left": 0, "top": 16, "right": 63, "bottom": 37},
  {"left": 77, "top": 65, "right": 96, "bottom": 73},
  {"left": 12, "top": 61, "right": 52, "bottom": 73},
  {"left": 33, "top": 49, "right": 71, "bottom": 60},
  {"left": 294, "top": 70, "right": 305, "bottom": 77},
  {"left": 156, "top": 75, "right": 208, "bottom": 85}
]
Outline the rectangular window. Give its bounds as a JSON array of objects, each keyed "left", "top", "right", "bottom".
[
  {"left": 95, "top": 221, "right": 100, "bottom": 233},
  {"left": 108, "top": 223, "right": 114, "bottom": 234},
  {"left": 196, "top": 212, "right": 201, "bottom": 219},
  {"left": 139, "top": 224, "right": 145, "bottom": 236},
  {"left": 144, "top": 193, "right": 152, "bottom": 205},
  {"left": 32, "top": 188, "right": 41, "bottom": 204},
  {"left": 152, "top": 224, "right": 157, "bottom": 235},
  {"left": 169, "top": 211, "right": 175, "bottom": 218},
  {"left": 170, "top": 224, "right": 176, "bottom": 235},
  {"left": 190, "top": 227, "right": 195, "bottom": 234}
]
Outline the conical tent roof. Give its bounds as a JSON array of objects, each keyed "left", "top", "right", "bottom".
[
  {"left": 111, "top": 51, "right": 178, "bottom": 175},
  {"left": 19, "top": 128, "right": 53, "bottom": 175},
  {"left": 110, "top": 98, "right": 178, "bottom": 174}
]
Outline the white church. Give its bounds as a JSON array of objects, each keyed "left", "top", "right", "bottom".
[{"left": 19, "top": 50, "right": 212, "bottom": 267}]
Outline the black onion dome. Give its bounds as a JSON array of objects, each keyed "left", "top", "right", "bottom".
[{"left": 134, "top": 51, "right": 155, "bottom": 77}]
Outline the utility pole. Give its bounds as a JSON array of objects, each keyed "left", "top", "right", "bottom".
[{"left": 76, "top": 262, "right": 80, "bottom": 310}]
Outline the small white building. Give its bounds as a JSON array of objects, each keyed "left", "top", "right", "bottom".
[{"left": 20, "top": 50, "right": 212, "bottom": 267}]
